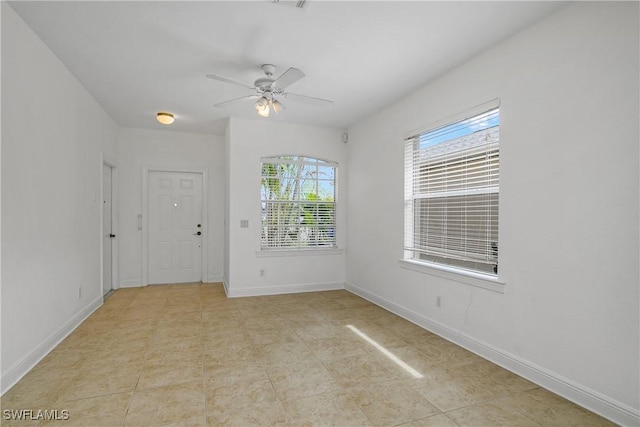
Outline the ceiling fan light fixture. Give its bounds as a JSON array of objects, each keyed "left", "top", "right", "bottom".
[
  {"left": 257, "top": 106, "right": 270, "bottom": 118},
  {"left": 255, "top": 97, "right": 269, "bottom": 111},
  {"left": 255, "top": 96, "right": 271, "bottom": 117},
  {"left": 156, "top": 112, "right": 175, "bottom": 125},
  {"left": 272, "top": 99, "right": 285, "bottom": 114}
]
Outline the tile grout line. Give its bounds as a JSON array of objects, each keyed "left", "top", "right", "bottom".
[
  {"left": 200, "top": 293, "right": 208, "bottom": 427},
  {"left": 121, "top": 293, "right": 167, "bottom": 427}
]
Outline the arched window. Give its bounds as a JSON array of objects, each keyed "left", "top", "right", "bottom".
[{"left": 260, "top": 156, "right": 337, "bottom": 250}]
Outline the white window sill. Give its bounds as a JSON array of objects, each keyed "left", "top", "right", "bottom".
[
  {"left": 256, "top": 248, "right": 343, "bottom": 257},
  {"left": 398, "top": 259, "right": 506, "bottom": 293}
]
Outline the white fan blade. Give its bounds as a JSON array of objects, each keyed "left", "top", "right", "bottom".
[
  {"left": 284, "top": 92, "right": 333, "bottom": 107},
  {"left": 206, "top": 74, "right": 254, "bottom": 90},
  {"left": 273, "top": 67, "right": 305, "bottom": 89},
  {"left": 214, "top": 94, "right": 260, "bottom": 108}
]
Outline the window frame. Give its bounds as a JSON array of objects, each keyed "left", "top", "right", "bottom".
[
  {"left": 260, "top": 155, "right": 338, "bottom": 252},
  {"left": 402, "top": 100, "right": 505, "bottom": 290}
]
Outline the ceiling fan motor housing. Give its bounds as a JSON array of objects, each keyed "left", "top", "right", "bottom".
[
  {"left": 261, "top": 64, "right": 277, "bottom": 76},
  {"left": 254, "top": 77, "right": 276, "bottom": 92}
]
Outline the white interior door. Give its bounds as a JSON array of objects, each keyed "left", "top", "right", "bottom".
[
  {"left": 102, "top": 164, "right": 113, "bottom": 296},
  {"left": 148, "top": 171, "right": 203, "bottom": 284}
]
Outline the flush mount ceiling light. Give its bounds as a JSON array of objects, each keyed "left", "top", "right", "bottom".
[{"left": 156, "top": 112, "right": 175, "bottom": 125}]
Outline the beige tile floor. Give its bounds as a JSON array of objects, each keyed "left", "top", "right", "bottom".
[{"left": 1, "top": 283, "right": 615, "bottom": 427}]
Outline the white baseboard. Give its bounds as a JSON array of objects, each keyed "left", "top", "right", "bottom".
[
  {"left": 1, "top": 296, "right": 103, "bottom": 395},
  {"left": 206, "top": 274, "right": 223, "bottom": 283},
  {"left": 121, "top": 277, "right": 223, "bottom": 287},
  {"left": 345, "top": 281, "right": 640, "bottom": 427},
  {"left": 226, "top": 281, "right": 344, "bottom": 298},
  {"left": 119, "top": 278, "right": 142, "bottom": 288}
]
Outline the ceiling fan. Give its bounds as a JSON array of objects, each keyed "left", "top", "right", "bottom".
[{"left": 206, "top": 64, "right": 333, "bottom": 117}]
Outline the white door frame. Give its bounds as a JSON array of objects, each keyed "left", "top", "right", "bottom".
[
  {"left": 142, "top": 164, "right": 208, "bottom": 286},
  {"left": 100, "top": 154, "right": 119, "bottom": 298}
]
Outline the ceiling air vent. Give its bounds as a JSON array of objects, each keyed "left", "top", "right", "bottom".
[{"left": 271, "top": 0, "right": 306, "bottom": 9}]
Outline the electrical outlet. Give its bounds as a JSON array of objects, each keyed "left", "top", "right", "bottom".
[
  {"left": 436, "top": 296, "right": 441, "bottom": 308},
  {"left": 259, "top": 269, "right": 265, "bottom": 277}
]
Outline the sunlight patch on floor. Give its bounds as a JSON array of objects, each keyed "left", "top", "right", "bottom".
[{"left": 346, "top": 324, "right": 423, "bottom": 379}]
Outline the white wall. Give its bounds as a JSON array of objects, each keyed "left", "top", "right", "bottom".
[
  {"left": 225, "top": 118, "right": 346, "bottom": 296},
  {"left": 345, "top": 2, "right": 638, "bottom": 425},
  {"left": 1, "top": 3, "right": 119, "bottom": 391},
  {"left": 117, "top": 128, "right": 225, "bottom": 286}
]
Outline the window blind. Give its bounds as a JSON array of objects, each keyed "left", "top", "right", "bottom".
[
  {"left": 404, "top": 106, "right": 500, "bottom": 274},
  {"left": 261, "top": 156, "right": 337, "bottom": 250}
]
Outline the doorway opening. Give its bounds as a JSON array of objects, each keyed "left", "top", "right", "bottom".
[{"left": 101, "top": 160, "right": 117, "bottom": 297}]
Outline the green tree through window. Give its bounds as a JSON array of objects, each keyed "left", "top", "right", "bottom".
[{"left": 261, "top": 156, "right": 337, "bottom": 249}]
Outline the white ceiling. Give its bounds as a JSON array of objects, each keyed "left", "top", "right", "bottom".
[{"left": 9, "top": 1, "right": 564, "bottom": 135}]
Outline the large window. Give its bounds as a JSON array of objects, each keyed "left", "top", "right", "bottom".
[
  {"left": 404, "top": 103, "right": 500, "bottom": 275},
  {"left": 261, "top": 156, "right": 337, "bottom": 250}
]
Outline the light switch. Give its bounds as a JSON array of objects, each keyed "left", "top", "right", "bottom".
[{"left": 240, "top": 220, "right": 249, "bottom": 228}]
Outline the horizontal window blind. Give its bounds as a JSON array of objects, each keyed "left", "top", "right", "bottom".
[
  {"left": 404, "top": 106, "right": 500, "bottom": 274},
  {"left": 261, "top": 156, "right": 337, "bottom": 250}
]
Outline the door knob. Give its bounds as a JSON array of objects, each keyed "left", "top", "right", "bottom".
[
  {"left": 109, "top": 234, "right": 116, "bottom": 238},
  {"left": 194, "top": 231, "right": 201, "bottom": 236}
]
